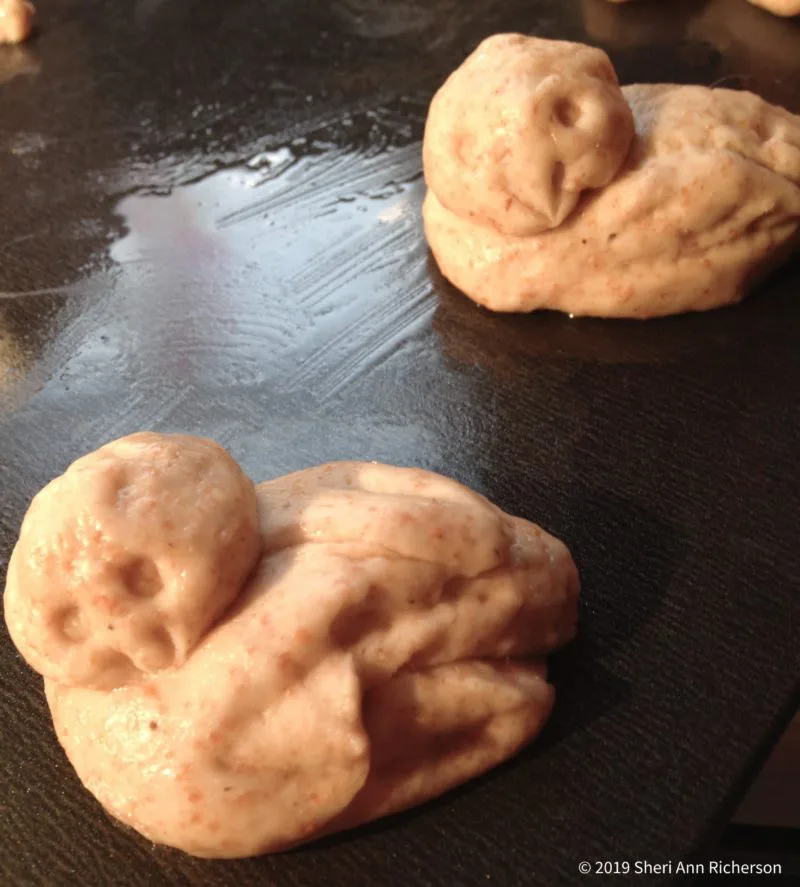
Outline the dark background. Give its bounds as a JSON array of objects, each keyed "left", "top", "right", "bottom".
[{"left": 1, "top": 1, "right": 799, "bottom": 885}]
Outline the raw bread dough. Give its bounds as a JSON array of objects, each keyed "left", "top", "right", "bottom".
[
  {"left": 5, "top": 434, "right": 580, "bottom": 858},
  {"left": 423, "top": 34, "right": 800, "bottom": 318},
  {"left": 0, "top": 0, "right": 34, "bottom": 44}
]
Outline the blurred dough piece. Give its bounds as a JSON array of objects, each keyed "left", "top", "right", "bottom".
[
  {"left": 5, "top": 436, "right": 580, "bottom": 858},
  {"left": 423, "top": 34, "right": 800, "bottom": 318},
  {"left": 748, "top": 0, "right": 800, "bottom": 16},
  {"left": 601, "top": 0, "right": 799, "bottom": 15},
  {"left": 0, "top": 0, "right": 34, "bottom": 44}
]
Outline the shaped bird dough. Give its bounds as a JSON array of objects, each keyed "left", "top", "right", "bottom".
[
  {"left": 423, "top": 34, "right": 800, "bottom": 318},
  {"left": 4, "top": 433, "right": 579, "bottom": 858}
]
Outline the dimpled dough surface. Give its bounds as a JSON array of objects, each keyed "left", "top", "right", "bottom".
[
  {"left": 423, "top": 34, "right": 800, "bottom": 318},
  {"left": 5, "top": 435, "right": 580, "bottom": 858}
]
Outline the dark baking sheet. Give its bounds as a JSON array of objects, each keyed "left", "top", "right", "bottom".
[{"left": 1, "top": 2, "right": 799, "bottom": 885}]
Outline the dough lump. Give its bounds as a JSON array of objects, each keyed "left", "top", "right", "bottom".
[
  {"left": 423, "top": 34, "right": 800, "bottom": 318},
  {"left": 5, "top": 435, "right": 580, "bottom": 858},
  {"left": 0, "top": 0, "right": 34, "bottom": 44}
]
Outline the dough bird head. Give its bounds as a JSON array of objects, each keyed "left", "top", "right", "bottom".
[
  {"left": 3, "top": 432, "right": 261, "bottom": 690},
  {"left": 423, "top": 33, "right": 635, "bottom": 236}
]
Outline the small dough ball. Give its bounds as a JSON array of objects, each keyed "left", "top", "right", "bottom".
[
  {"left": 0, "top": 0, "right": 34, "bottom": 44},
  {"left": 423, "top": 33, "right": 634, "bottom": 236},
  {"left": 4, "top": 433, "right": 261, "bottom": 690}
]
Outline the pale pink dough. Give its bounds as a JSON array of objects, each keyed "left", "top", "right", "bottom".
[
  {"left": 423, "top": 34, "right": 800, "bottom": 318},
  {"left": 5, "top": 435, "right": 580, "bottom": 858},
  {"left": 0, "top": 0, "right": 34, "bottom": 44}
]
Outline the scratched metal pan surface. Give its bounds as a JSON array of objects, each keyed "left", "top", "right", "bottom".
[{"left": 1, "top": 1, "right": 799, "bottom": 886}]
